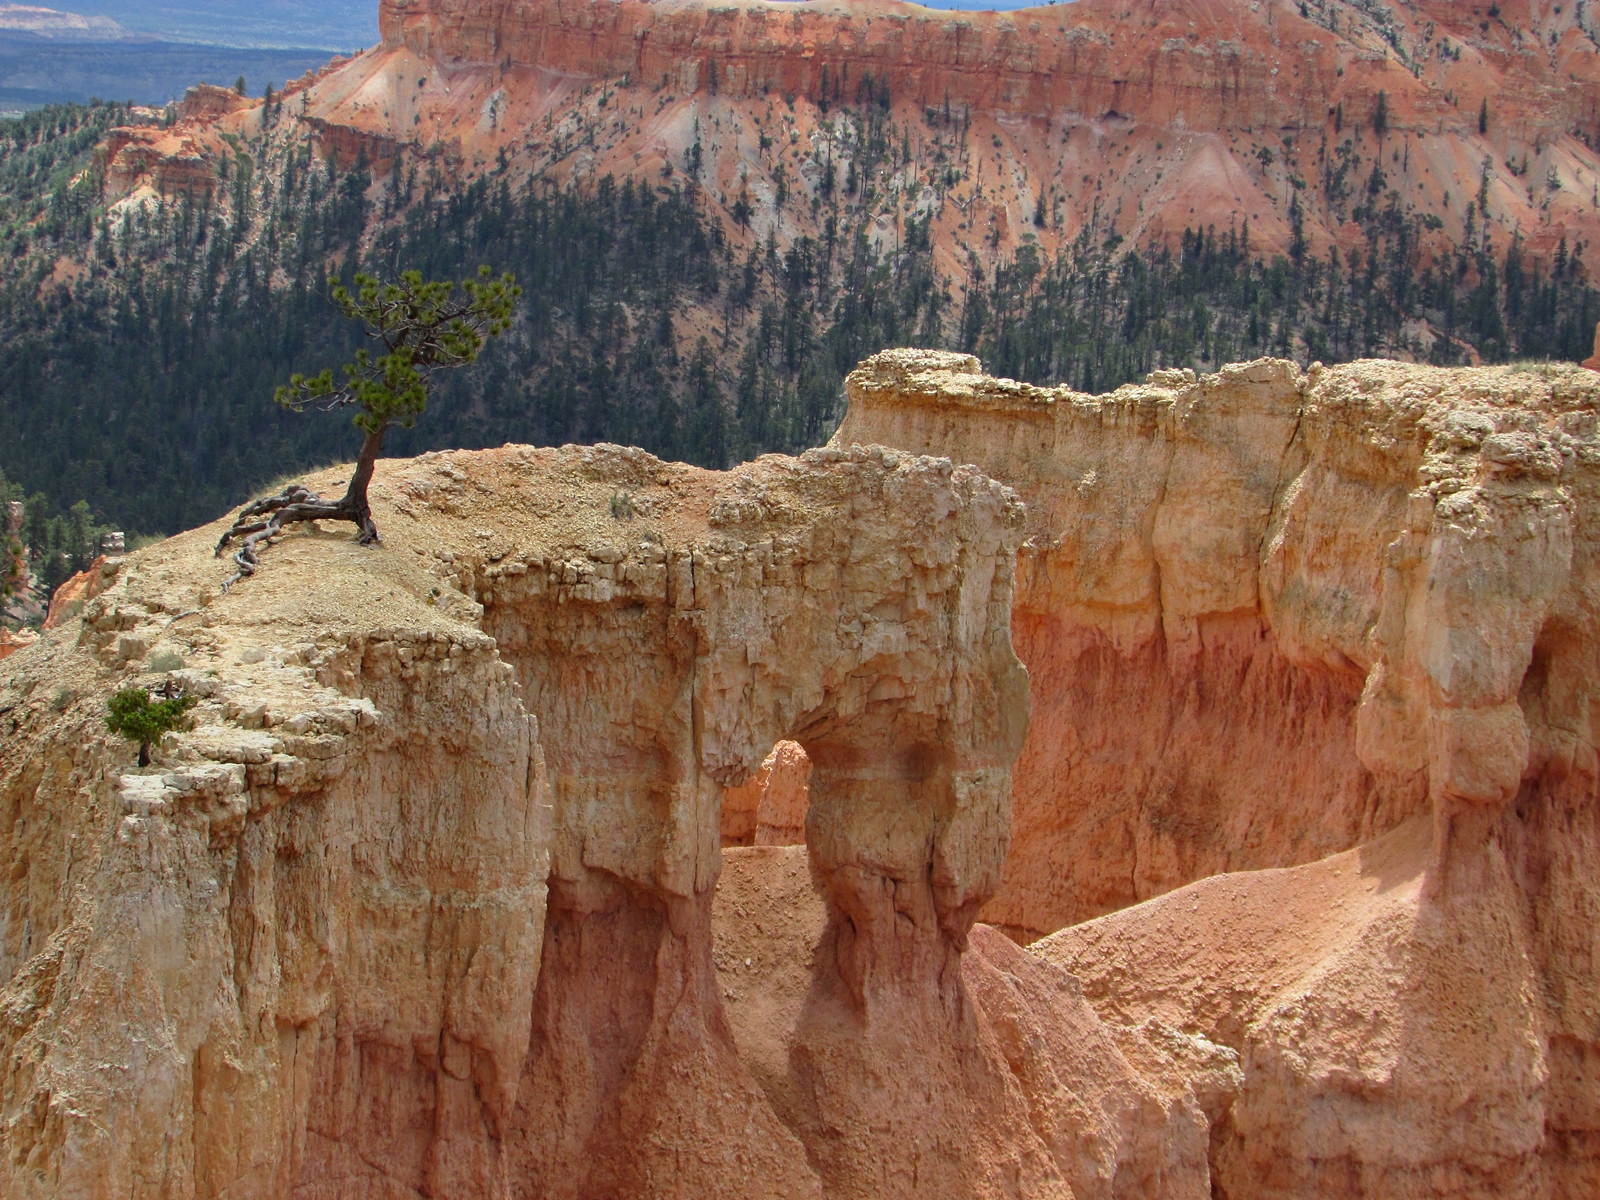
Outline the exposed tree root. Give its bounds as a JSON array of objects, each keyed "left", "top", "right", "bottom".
[{"left": 214, "top": 483, "right": 380, "bottom": 592}]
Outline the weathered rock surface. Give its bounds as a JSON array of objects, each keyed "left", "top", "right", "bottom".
[
  {"left": 5, "top": 348, "right": 1600, "bottom": 1197},
  {"left": 117, "top": 0, "right": 1600, "bottom": 315},
  {"left": 39, "top": 555, "right": 115, "bottom": 630},
  {"left": 0, "top": 535, "right": 549, "bottom": 1199},
  {"left": 720, "top": 739, "right": 810, "bottom": 847},
  {"left": 840, "top": 348, "right": 1600, "bottom": 1195},
  {"left": 345, "top": 0, "right": 1600, "bottom": 266},
  {"left": 1034, "top": 806, "right": 1593, "bottom": 1199},
  {"left": 838, "top": 349, "right": 1599, "bottom": 932},
  {"left": 713, "top": 845, "right": 1211, "bottom": 1200},
  {"left": 0, "top": 439, "right": 1054, "bottom": 1198}
]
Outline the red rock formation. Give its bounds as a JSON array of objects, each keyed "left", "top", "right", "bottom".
[
  {"left": 3, "top": 353, "right": 1600, "bottom": 1195},
  {"left": 280, "top": 0, "right": 1600, "bottom": 269},
  {"left": 838, "top": 349, "right": 1598, "bottom": 943},
  {"left": 721, "top": 740, "right": 810, "bottom": 846},
  {"left": 99, "top": 84, "right": 283, "bottom": 202},
  {"left": 835, "top": 348, "right": 1600, "bottom": 1193},
  {"left": 0, "top": 628, "right": 37, "bottom": 661},
  {"left": 0, "top": 439, "right": 1032, "bottom": 1199},
  {"left": 40, "top": 554, "right": 112, "bottom": 629},
  {"left": 714, "top": 845, "right": 1212, "bottom": 1200},
  {"left": 1035, "top": 816, "right": 1568, "bottom": 1198},
  {"left": 175, "top": 83, "right": 255, "bottom": 122},
  {"left": 97, "top": 0, "right": 1600, "bottom": 350},
  {"left": 99, "top": 126, "right": 218, "bottom": 200}
]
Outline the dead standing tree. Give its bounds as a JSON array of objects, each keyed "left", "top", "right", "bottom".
[{"left": 216, "top": 267, "right": 520, "bottom": 588}]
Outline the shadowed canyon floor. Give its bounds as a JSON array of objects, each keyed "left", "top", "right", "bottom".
[{"left": 3, "top": 352, "right": 1600, "bottom": 1197}]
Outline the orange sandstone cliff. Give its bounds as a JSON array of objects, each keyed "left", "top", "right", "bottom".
[
  {"left": 1, "top": 353, "right": 1599, "bottom": 1196},
  {"left": 105, "top": 0, "right": 1600, "bottom": 289},
  {"left": 837, "top": 350, "right": 1600, "bottom": 1194}
]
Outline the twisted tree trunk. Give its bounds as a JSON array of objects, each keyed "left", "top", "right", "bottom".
[
  {"left": 214, "top": 425, "right": 387, "bottom": 590},
  {"left": 341, "top": 425, "right": 385, "bottom": 543}
]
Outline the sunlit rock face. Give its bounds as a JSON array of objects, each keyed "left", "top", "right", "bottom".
[
  {"left": 0, "top": 439, "right": 1061, "bottom": 1198},
  {"left": 840, "top": 348, "right": 1600, "bottom": 1196},
  {"left": 5, "top": 347, "right": 1600, "bottom": 1198},
  {"left": 119, "top": 0, "right": 1600, "bottom": 286}
]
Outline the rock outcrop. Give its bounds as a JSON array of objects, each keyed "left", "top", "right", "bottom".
[
  {"left": 837, "top": 349, "right": 1597, "bottom": 933},
  {"left": 349, "top": 0, "right": 1600, "bottom": 266},
  {"left": 39, "top": 555, "right": 114, "bottom": 630},
  {"left": 0, "top": 627, "right": 36, "bottom": 661},
  {"left": 720, "top": 740, "right": 809, "bottom": 847},
  {"left": 838, "top": 348, "right": 1600, "bottom": 1194},
  {"left": 5, "top": 349, "right": 1600, "bottom": 1196},
  {"left": 0, "top": 439, "right": 1067, "bottom": 1198},
  {"left": 713, "top": 845, "right": 1212, "bottom": 1200}
]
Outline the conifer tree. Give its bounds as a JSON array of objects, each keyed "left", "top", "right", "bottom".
[
  {"left": 106, "top": 685, "right": 196, "bottom": 767},
  {"left": 216, "top": 267, "right": 519, "bottom": 587}
]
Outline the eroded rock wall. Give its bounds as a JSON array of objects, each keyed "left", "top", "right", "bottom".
[
  {"left": 0, "top": 570, "right": 548, "bottom": 1200},
  {"left": 836, "top": 350, "right": 1599, "bottom": 937},
  {"left": 466, "top": 444, "right": 1037, "bottom": 1198},
  {"left": 5, "top": 352, "right": 1599, "bottom": 1199},
  {"left": 0, "top": 440, "right": 1089, "bottom": 1199},
  {"left": 838, "top": 349, "right": 1600, "bottom": 1194}
]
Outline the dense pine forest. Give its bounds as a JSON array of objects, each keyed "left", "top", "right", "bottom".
[{"left": 2, "top": 97, "right": 1599, "bottom": 604}]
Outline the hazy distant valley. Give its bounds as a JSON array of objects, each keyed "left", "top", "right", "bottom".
[{"left": 0, "top": 1, "right": 372, "bottom": 114}]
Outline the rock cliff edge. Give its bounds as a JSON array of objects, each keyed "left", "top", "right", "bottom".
[{"left": 3, "top": 352, "right": 1600, "bottom": 1196}]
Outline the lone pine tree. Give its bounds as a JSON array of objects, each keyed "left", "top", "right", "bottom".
[
  {"left": 106, "top": 686, "right": 197, "bottom": 767},
  {"left": 216, "top": 267, "right": 519, "bottom": 586}
]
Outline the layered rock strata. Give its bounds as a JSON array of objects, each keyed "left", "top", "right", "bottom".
[
  {"left": 4, "top": 350, "right": 1600, "bottom": 1197},
  {"left": 112, "top": 0, "right": 1600, "bottom": 306},
  {"left": 713, "top": 844, "right": 1213, "bottom": 1200},
  {"left": 0, "top": 440, "right": 1100, "bottom": 1198},
  {"left": 0, "top": 535, "right": 550, "bottom": 1199},
  {"left": 1033, "top": 816, "right": 1562, "bottom": 1199},
  {"left": 838, "top": 349, "right": 1600, "bottom": 1194},
  {"left": 838, "top": 349, "right": 1598, "bottom": 934},
  {"left": 341, "top": 0, "right": 1600, "bottom": 265}
]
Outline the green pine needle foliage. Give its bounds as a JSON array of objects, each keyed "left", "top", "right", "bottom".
[
  {"left": 106, "top": 687, "right": 197, "bottom": 766},
  {"left": 277, "top": 267, "right": 520, "bottom": 436}
]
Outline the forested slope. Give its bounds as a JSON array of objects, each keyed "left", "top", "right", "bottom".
[{"left": 1, "top": 92, "right": 1598, "bottom": 577}]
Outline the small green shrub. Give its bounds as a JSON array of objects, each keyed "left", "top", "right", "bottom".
[{"left": 106, "top": 687, "right": 196, "bottom": 767}]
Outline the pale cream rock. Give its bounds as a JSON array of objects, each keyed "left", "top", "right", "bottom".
[
  {"left": 0, "top": 440, "right": 1042, "bottom": 1200},
  {"left": 841, "top": 349, "right": 1600, "bottom": 1198}
]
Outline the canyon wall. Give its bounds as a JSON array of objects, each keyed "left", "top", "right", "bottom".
[
  {"left": 103, "top": 0, "right": 1596, "bottom": 300},
  {"left": 375, "top": 0, "right": 1600, "bottom": 147},
  {"left": 3, "top": 350, "right": 1600, "bottom": 1196},
  {"left": 835, "top": 347, "right": 1600, "bottom": 1195},
  {"left": 4, "top": 439, "right": 1183, "bottom": 1199},
  {"left": 836, "top": 349, "right": 1598, "bottom": 936}
]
